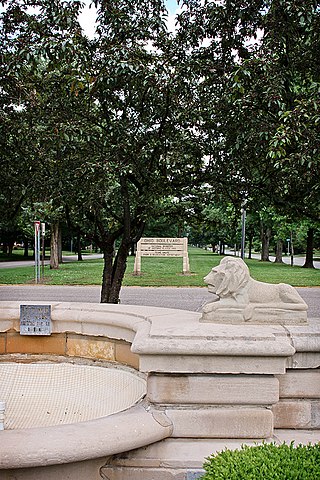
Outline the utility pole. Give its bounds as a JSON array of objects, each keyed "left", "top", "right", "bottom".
[
  {"left": 41, "top": 223, "right": 46, "bottom": 280},
  {"left": 240, "top": 201, "right": 247, "bottom": 260},
  {"left": 34, "top": 221, "right": 41, "bottom": 283}
]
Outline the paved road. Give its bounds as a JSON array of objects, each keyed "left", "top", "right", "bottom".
[
  {"left": 0, "top": 254, "right": 103, "bottom": 269},
  {"left": 251, "top": 254, "right": 320, "bottom": 269},
  {"left": 0, "top": 285, "right": 319, "bottom": 318},
  {"left": 225, "top": 250, "right": 320, "bottom": 269}
]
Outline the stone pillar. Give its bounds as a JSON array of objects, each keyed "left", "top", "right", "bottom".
[
  {"left": 133, "top": 241, "right": 142, "bottom": 275},
  {"left": 182, "top": 237, "right": 190, "bottom": 274}
]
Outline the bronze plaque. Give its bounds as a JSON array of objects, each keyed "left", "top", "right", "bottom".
[{"left": 20, "top": 305, "right": 51, "bottom": 336}]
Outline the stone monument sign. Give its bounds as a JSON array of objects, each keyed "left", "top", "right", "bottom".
[{"left": 134, "top": 237, "right": 190, "bottom": 275}]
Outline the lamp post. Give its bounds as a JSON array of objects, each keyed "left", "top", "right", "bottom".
[
  {"left": 240, "top": 201, "right": 247, "bottom": 260},
  {"left": 41, "top": 223, "right": 45, "bottom": 280},
  {"left": 34, "top": 221, "right": 41, "bottom": 284}
]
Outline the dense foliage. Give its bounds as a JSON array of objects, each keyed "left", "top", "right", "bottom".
[
  {"left": 0, "top": 0, "right": 319, "bottom": 299},
  {"left": 201, "top": 443, "right": 320, "bottom": 480}
]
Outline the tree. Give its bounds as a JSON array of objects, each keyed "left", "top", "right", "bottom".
[
  {"left": 59, "top": 0, "right": 205, "bottom": 302},
  {"left": 176, "top": 0, "right": 320, "bottom": 265},
  {"left": 2, "top": 0, "right": 318, "bottom": 298},
  {"left": 0, "top": 0, "right": 85, "bottom": 267},
  {"left": 1, "top": 0, "right": 205, "bottom": 301}
]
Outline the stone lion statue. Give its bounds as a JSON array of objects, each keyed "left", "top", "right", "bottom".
[{"left": 201, "top": 256, "right": 308, "bottom": 324}]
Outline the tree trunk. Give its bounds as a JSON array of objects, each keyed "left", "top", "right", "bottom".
[
  {"left": 23, "top": 238, "right": 29, "bottom": 258},
  {"left": 50, "top": 222, "right": 60, "bottom": 269},
  {"left": 100, "top": 174, "right": 145, "bottom": 303},
  {"left": 58, "top": 226, "right": 63, "bottom": 264},
  {"left": 8, "top": 241, "right": 14, "bottom": 256},
  {"left": 260, "top": 225, "right": 271, "bottom": 261},
  {"left": 248, "top": 233, "right": 253, "bottom": 259},
  {"left": 101, "top": 239, "right": 130, "bottom": 303},
  {"left": 303, "top": 227, "right": 315, "bottom": 268},
  {"left": 77, "top": 229, "right": 83, "bottom": 261},
  {"left": 274, "top": 240, "right": 284, "bottom": 263}
]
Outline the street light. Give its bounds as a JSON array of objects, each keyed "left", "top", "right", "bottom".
[
  {"left": 41, "top": 223, "right": 45, "bottom": 280},
  {"left": 240, "top": 200, "right": 247, "bottom": 260},
  {"left": 34, "top": 221, "right": 40, "bottom": 284},
  {"left": 286, "top": 238, "right": 290, "bottom": 256}
]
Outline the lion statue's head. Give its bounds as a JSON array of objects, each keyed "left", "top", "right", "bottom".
[{"left": 204, "top": 257, "right": 250, "bottom": 298}]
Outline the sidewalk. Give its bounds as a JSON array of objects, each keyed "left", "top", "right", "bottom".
[{"left": 0, "top": 254, "right": 103, "bottom": 269}]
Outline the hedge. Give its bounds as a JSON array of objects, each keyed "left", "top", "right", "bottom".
[{"left": 201, "top": 442, "right": 320, "bottom": 480}]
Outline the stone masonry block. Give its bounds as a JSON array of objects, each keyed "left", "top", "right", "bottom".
[
  {"left": 147, "top": 374, "right": 279, "bottom": 405},
  {"left": 311, "top": 402, "right": 320, "bottom": 428},
  {"left": 287, "top": 353, "right": 320, "bottom": 370},
  {"left": 115, "top": 342, "right": 139, "bottom": 369},
  {"left": 66, "top": 334, "right": 115, "bottom": 361},
  {"left": 2, "top": 458, "right": 105, "bottom": 480},
  {"left": 109, "top": 438, "right": 270, "bottom": 470},
  {"left": 273, "top": 401, "right": 320, "bottom": 429},
  {"left": 165, "top": 407, "right": 273, "bottom": 439},
  {"left": 276, "top": 370, "right": 320, "bottom": 398},
  {"left": 0, "top": 334, "right": 5, "bottom": 354},
  {"left": 6, "top": 332, "right": 66, "bottom": 355},
  {"left": 140, "top": 354, "right": 287, "bottom": 375},
  {"left": 273, "top": 401, "right": 312, "bottom": 428},
  {"left": 100, "top": 466, "right": 203, "bottom": 480}
]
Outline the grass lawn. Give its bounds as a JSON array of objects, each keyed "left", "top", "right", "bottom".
[
  {"left": 0, "top": 249, "right": 36, "bottom": 261},
  {"left": 0, "top": 249, "right": 97, "bottom": 262},
  {"left": 0, "top": 247, "right": 319, "bottom": 287}
]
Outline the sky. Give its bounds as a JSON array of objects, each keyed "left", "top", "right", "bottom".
[
  {"left": 0, "top": 1, "right": 180, "bottom": 38},
  {"left": 166, "top": 0, "right": 179, "bottom": 14},
  {"left": 79, "top": 0, "right": 180, "bottom": 38}
]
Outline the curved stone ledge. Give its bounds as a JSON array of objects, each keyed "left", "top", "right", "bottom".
[
  {"left": 0, "top": 301, "right": 153, "bottom": 343},
  {"left": 0, "top": 301, "right": 294, "bottom": 353},
  {"left": 1, "top": 302, "right": 319, "bottom": 375},
  {"left": 0, "top": 403, "right": 172, "bottom": 469}
]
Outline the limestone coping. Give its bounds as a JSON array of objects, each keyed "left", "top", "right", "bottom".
[
  {"left": 0, "top": 301, "right": 319, "bottom": 368},
  {"left": 283, "top": 320, "right": 320, "bottom": 352},
  {"left": 0, "top": 403, "right": 172, "bottom": 469}
]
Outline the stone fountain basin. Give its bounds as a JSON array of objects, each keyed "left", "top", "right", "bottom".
[
  {"left": 0, "top": 361, "right": 171, "bottom": 470},
  {"left": 0, "top": 362, "right": 146, "bottom": 429}
]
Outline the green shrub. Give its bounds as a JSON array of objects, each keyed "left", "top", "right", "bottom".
[{"left": 201, "top": 442, "right": 320, "bottom": 480}]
